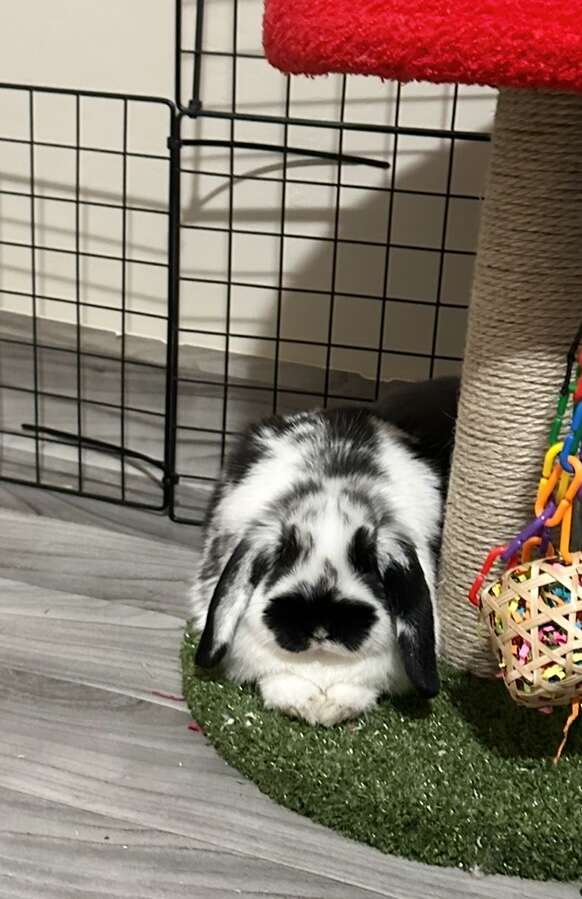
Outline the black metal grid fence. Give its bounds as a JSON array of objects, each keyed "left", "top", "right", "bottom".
[{"left": 0, "top": 0, "right": 492, "bottom": 523}]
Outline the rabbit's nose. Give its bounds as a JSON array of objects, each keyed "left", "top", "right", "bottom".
[{"left": 313, "top": 627, "right": 327, "bottom": 642}]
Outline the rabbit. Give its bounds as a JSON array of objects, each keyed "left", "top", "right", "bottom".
[{"left": 191, "top": 376, "right": 459, "bottom": 727}]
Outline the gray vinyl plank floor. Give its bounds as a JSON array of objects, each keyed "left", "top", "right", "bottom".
[
  {"left": 1, "top": 790, "right": 380, "bottom": 899},
  {"left": 0, "top": 509, "right": 199, "bottom": 618},
  {"left": 0, "top": 479, "right": 201, "bottom": 547},
  {"left": 0, "top": 499, "right": 578, "bottom": 898}
]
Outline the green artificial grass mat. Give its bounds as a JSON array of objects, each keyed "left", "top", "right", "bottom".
[{"left": 181, "top": 625, "right": 582, "bottom": 882}]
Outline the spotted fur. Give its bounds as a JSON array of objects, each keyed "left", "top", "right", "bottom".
[{"left": 191, "top": 377, "right": 458, "bottom": 726}]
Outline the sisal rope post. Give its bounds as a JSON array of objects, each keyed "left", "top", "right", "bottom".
[{"left": 439, "top": 89, "right": 582, "bottom": 677}]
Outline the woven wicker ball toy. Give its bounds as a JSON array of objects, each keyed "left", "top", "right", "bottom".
[
  {"left": 470, "top": 441, "right": 582, "bottom": 711},
  {"left": 481, "top": 551, "right": 582, "bottom": 709}
]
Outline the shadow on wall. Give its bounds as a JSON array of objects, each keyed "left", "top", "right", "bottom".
[
  {"left": 0, "top": 118, "right": 490, "bottom": 407},
  {"left": 179, "top": 130, "right": 490, "bottom": 398}
]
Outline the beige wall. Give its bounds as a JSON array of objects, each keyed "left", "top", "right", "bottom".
[{"left": 0, "top": 0, "right": 497, "bottom": 381}]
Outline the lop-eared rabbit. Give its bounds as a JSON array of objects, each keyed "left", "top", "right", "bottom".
[{"left": 191, "top": 377, "right": 458, "bottom": 726}]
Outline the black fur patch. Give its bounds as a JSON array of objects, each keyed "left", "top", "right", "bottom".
[
  {"left": 263, "top": 583, "right": 377, "bottom": 653},
  {"left": 279, "top": 479, "right": 321, "bottom": 512},
  {"left": 381, "top": 542, "right": 439, "bottom": 698},
  {"left": 341, "top": 487, "right": 378, "bottom": 520},
  {"left": 261, "top": 414, "right": 301, "bottom": 439},
  {"left": 225, "top": 430, "right": 266, "bottom": 485},
  {"left": 346, "top": 526, "right": 385, "bottom": 603},
  {"left": 225, "top": 410, "right": 304, "bottom": 486},
  {"left": 348, "top": 526, "right": 378, "bottom": 578},
  {"left": 250, "top": 550, "right": 272, "bottom": 588},
  {"left": 373, "top": 376, "right": 459, "bottom": 487},
  {"left": 266, "top": 524, "right": 303, "bottom": 588},
  {"left": 223, "top": 411, "right": 308, "bottom": 487},
  {"left": 225, "top": 412, "right": 317, "bottom": 488},
  {"left": 322, "top": 407, "right": 381, "bottom": 479},
  {"left": 196, "top": 538, "right": 250, "bottom": 668}
]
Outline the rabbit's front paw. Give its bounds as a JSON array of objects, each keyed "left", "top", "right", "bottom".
[
  {"left": 311, "top": 683, "right": 377, "bottom": 727},
  {"left": 260, "top": 674, "right": 376, "bottom": 727},
  {"left": 260, "top": 672, "right": 323, "bottom": 720}
]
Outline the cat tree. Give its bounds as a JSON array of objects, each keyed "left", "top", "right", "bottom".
[{"left": 263, "top": 0, "right": 582, "bottom": 674}]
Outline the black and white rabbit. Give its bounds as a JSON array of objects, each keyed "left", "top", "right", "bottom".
[{"left": 191, "top": 376, "right": 459, "bottom": 726}]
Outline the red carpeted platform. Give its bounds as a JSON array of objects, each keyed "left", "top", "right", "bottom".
[{"left": 263, "top": 0, "right": 582, "bottom": 92}]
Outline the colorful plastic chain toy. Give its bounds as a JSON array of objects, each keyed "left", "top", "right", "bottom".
[{"left": 469, "top": 322, "right": 582, "bottom": 762}]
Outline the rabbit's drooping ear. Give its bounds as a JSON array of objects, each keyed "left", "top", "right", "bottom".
[
  {"left": 195, "top": 538, "right": 252, "bottom": 668},
  {"left": 382, "top": 542, "right": 439, "bottom": 699}
]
